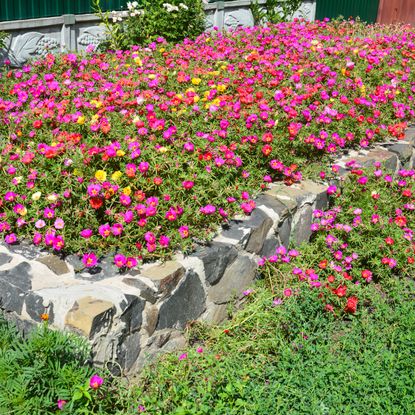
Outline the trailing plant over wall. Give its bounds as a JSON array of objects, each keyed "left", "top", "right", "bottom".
[
  {"left": 92, "top": 0, "right": 206, "bottom": 50},
  {"left": 251, "top": 0, "right": 303, "bottom": 24},
  {"left": 0, "top": 31, "right": 8, "bottom": 49}
]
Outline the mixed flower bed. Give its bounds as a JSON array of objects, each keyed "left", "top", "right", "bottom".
[
  {"left": 1, "top": 20, "right": 415, "bottom": 267},
  {"left": 260, "top": 164, "right": 415, "bottom": 316}
]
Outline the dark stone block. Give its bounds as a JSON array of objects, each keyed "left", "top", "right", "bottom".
[
  {"left": 0, "top": 253, "right": 12, "bottom": 266},
  {"left": 122, "top": 277, "right": 158, "bottom": 303},
  {"left": 118, "top": 331, "right": 141, "bottom": 370},
  {"left": 0, "top": 262, "right": 32, "bottom": 291},
  {"left": 0, "top": 278, "right": 25, "bottom": 314},
  {"left": 255, "top": 194, "right": 290, "bottom": 219},
  {"left": 120, "top": 294, "right": 145, "bottom": 333},
  {"left": 157, "top": 270, "right": 206, "bottom": 330},
  {"left": 243, "top": 209, "right": 273, "bottom": 254},
  {"left": 25, "top": 292, "right": 54, "bottom": 323},
  {"left": 388, "top": 143, "right": 413, "bottom": 162},
  {"left": 221, "top": 220, "right": 248, "bottom": 246},
  {"left": 278, "top": 216, "right": 292, "bottom": 248},
  {"left": 193, "top": 242, "right": 238, "bottom": 286},
  {"left": 208, "top": 255, "right": 257, "bottom": 304},
  {"left": 259, "top": 235, "right": 279, "bottom": 258}
]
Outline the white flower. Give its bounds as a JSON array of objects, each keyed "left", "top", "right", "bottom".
[
  {"left": 32, "top": 191, "right": 41, "bottom": 201},
  {"left": 179, "top": 3, "right": 188, "bottom": 10},
  {"left": 163, "top": 3, "right": 179, "bottom": 12}
]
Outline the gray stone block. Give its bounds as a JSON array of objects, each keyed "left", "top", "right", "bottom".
[
  {"left": 118, "top": 331, "right": 141, "bottom": 371},
  {"left": 25, "top": 292, "right": 54, "bottom": 323},
  {"left": 259, "top": 234, "right": 280, "bottom": 258},
  {"left": 157, "top": 270, "right": 206, "bottom": 330},
  {"left": 0, "top": 253, "right": 12, "bottom": 266},
  {"left": 292, "top": 204, "right": 313, "bottom": 246},
  {"left": 243, "top": 209, "right": 273, "bottom": 254},
  {"left": 193, "top": 242, "right": 238, "bottom": 286},
  {"left": 208, "top": 255, "right": 257, "bottom": 304},
  {"left": 277, "top": 216, "right": 292, "bottom": 248},
  {"left": 0, "top": 262, "right": 32, "bottom": 291},
  {"left": 120, "top": 294, "right": 145, "bottom": 334},
  {"left": 388, "top": 143, "right": 413, "bottom": 162}
]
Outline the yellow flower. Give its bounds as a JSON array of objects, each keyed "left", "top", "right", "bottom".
[
  {"left": 134, "top": 57, "right": 142, "bottom": 66},
  {"left": 186, "top": 87, "right": 195, "bottom": 93},
  {"left": 158, "top": 146, "right": 168, "bottom": 153},
  {"left": 123, "top": 186, "right": 132, "bottom": 196},
  {"left": 95, "top": 170, "right": 107, "bottom": 182},
  {"left": 90, "top": 100, "right": 102, "bottom": 108},
  {"left": 191, "top": 78, "right": 201, "bottom": 85},
  {"left": 111, "top": 171, "right": 122, "bottom": 181},
  {"left": 116, "top": 150, "right": 125, "bottom": 157},
  {"left": 159, "top": 47, "right": 165, "bottom": 53},
  {"left": 217, "top": 84, "right": 226, "bottom": 92},
  {"left": 77, "top": 116, "right": 85, "bottom": 125},
  {"left": 205, "top": 37, "right": 211, "bottom": 43},
  {"left": 193, "top": 96, "right": 200, "bottom": 103},
  {"left": 14, "top": 176, "right": 23, "bottom": 185},
  {"left": 32, "top": 191, "right": 41, "bottom": 201}
]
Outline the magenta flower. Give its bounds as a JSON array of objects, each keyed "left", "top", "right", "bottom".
[
  {"left": 125, "top": 257, "right": 138, "bottom": 268},
  {"left": 98, "top": 224, "right": 111, "bottom": 238},
  {"left": 57, "top": 399, "right": 67, "bottom": 410},
  {"left": 82, "top": 252, "right": 98, "bottom": 268},
  {"left": 178, "top": 353, "right": 188, "bottom": 361},
  {"left": 200, "top": 205, "right": 216, "bottom": 215},
  {"left": 89, "top": 374, "right": 103, "bottom": 390},
  {"left": 5, "top": 233, "right": 17, "bottom": 244},
  {"left": 114, "top": 254, "right": 127, "bottom": 268},
  {"left": 43, "top": 207, "right": 55, "bottom": 219},
  {"left": 178, "top": 226, "right": 189, "bottom": 238},
  {"left": 111, "top": 223, "right": 123, "bottom": 236},
  {"left": 80, "top": 229, "right": 93, "bottom": 238}
]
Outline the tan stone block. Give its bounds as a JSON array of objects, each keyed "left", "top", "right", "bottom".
[{"left": 65, "top": 296, "right": 115, "bottom": 337}]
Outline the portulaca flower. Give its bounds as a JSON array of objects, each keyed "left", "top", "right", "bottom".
[{"left": 179, "top": 3, "right": 188, "bottom": 10}]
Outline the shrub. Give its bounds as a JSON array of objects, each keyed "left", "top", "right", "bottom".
[
  {"left": 93, "top": 0, "right": 206, "bottom": 50},
  {"left": 251, "top": 0, "right": 303, "bottom": 25}
]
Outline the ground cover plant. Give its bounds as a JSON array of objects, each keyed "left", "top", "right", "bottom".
[
  {"left": 1, "top": 20, "right": 415, "bottom": 269},
  {"left": 3, "top": 163, "right": 413, "bottom": 414},
  {"left": 120, "top": 165, "right": 415, "bottom": 414}
]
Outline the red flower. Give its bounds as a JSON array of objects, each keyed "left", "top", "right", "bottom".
[
  {"left": 33, "top": 119, "right": 43, "bottom": 129},
  {"left": 395, "top": 216, "right": 407, "bottom": 227},
  {"left": 385, "top": 237, "right": 394, "bottom": 245},
  {"left": 333, "top": 285, "right": 347, "bottom": 297},
  {"left": 344, "top": 296, "right": 358, "bottom": 314},
  {"left": 89, "top": 197, "right": 103, "bottom": 209},
  {"left": 327, "top": 275, "right": 335, "bottom": 283},
  {"left": 318, "top": 259, "right": 328, "bottom": 269}
]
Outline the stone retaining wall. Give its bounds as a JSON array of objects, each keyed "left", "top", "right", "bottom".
[{"left": 1, "top": 130, "right": 414, "bottom": 373}]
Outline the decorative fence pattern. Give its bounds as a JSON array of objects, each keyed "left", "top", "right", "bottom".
[{"left": 0, "top": 0, "right": 316, "bottom": 66}]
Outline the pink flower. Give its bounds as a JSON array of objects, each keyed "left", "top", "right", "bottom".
[
  {"left": 82, "top": 252, "right": 98, "bottom": 268},
  {"left": 178, "top": 353, "right": 188, "bottom": 361},
  {"left": 159, "top": 235, "right": 170, "bottom": 247},
  {"left": 89, "top": 374, "right": 103, "bottom": 390},
  {"left": 57, "top": 399, "right": 67, "bottom": 410},
  {"left": 200, "top": 204, "right": 216, "bottom": 215},
  {"left": 99, "top": 224, "right": 111, "bottom": 238},
  {"left": 178, "top": 226, "right": 189, "bottom": 238},
  {"left": 111, "top": 223, "right": 123, "bottom": 236},
  {"left": 283, "top": 288, "right": 292, "bottom": 297},
  {"left": 114, "top": 254, "right": 127, "bottom": 268},
  {"left": 326, "top": 185, "right": 337, "bottom": 195},
  {"left": 125, "top": 257, "right": 138, "bottom": 268},
  {"left": 54, "top": 218, "right": 65, "bottom": 229},
  {"left": 80, "top": 229, "right": 93, "bottom": 238},
  {"left": 5, "top": 233, "right": 17, "bottom": 244}
]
